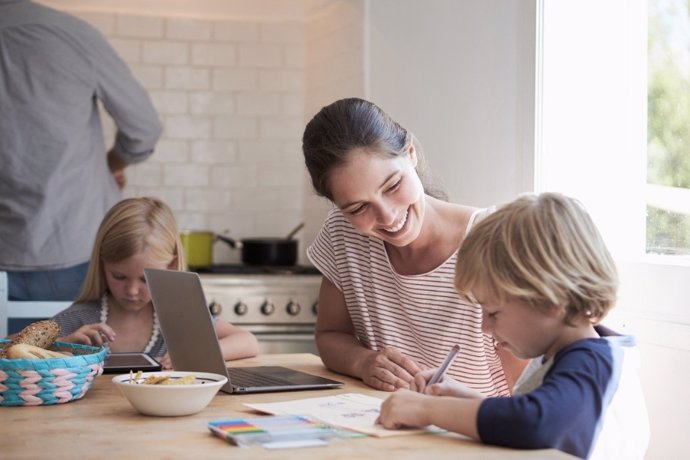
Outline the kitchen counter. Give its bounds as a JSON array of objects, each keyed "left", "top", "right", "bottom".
[{"left": 1, "top": 354, "right": 573, "bottom": 459}]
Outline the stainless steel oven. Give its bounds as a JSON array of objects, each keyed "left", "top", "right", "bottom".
[{"left": 196, "top": 265, "right": 321, "bottom": 355}]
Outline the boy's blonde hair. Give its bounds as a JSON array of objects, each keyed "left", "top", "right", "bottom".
[
  {"left": 75, "top": 197, "right": 185, "bottom": 302},
  {"left": 455, "top": 192, "right": 617, "bottom": 325}
]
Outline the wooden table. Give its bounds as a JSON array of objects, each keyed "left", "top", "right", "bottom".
[{"left": 1, "top": 354, "right": 573, "bottom": 459}]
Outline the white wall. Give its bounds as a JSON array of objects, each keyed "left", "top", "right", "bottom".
[
  {"left": 302, "top": 0, "right": 366, "bottom": 251},
  {"left": 366, "top": 0, "right": 536, "bottom": 208}
]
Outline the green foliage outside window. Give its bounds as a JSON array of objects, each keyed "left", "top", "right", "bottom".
[{"left": 647, "top": 0, "right": 690, "bottom": 254}]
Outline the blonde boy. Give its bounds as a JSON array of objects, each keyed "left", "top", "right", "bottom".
[{"left": 378, "top": 192, "right": 649, "bottom": 459}]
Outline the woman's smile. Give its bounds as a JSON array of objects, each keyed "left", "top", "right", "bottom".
[
  {"left": 328, "top": 149, "right": 426, "bottom": 248},
  {"left": 383, "top": 209, "right": 409, "bottom": 233}
]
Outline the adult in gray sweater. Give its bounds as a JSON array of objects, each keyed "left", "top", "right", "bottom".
[{"left": 0, "top": 0, "right": 162, "bottom": 304}]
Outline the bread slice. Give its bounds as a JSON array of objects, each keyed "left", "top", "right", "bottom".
[{"left": 6, "top": 343, "right": 68, "bottom": 359}]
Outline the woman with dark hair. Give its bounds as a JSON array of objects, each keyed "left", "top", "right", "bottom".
[{"left": 303, "top": 98, "right": 526, "bottom": 395}]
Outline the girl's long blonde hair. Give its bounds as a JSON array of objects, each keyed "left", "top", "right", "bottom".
[{"left": 75, "top": 197, "right": 185, "bottom": 302}]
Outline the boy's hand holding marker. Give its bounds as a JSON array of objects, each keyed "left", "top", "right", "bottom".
[
  {"left": 377, "top": 345, "right": 484, "bottom": 429},
  {"left": 412, "top": 344, "right": 482, "bottom": 397}
]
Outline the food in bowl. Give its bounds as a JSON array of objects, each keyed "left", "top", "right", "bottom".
[
  {"left": 112, "top": 371, "right": 227, "bottom": 416},
  {"left": 128, "top": 370, "right": 196, "bottom": 385}
]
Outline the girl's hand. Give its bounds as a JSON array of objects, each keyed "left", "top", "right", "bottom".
[
  {"left": 377, "top": 389, "right": 432, "bottom": 429},
  {"left": 359, "top": 347, "right": 424, "bottom": 391},
  {"left": 158, "top": 353, "right": 172, "bottom": 370},
  {"left": 60, "top": 323, "right": 116, "bottom": 347},
  {"left": 411, "top": 369, "right": 485, "bottom": 399}
]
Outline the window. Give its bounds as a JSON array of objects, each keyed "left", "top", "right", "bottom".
[
  {"left": 536, "top": 0, "right": 689, "bottom": 334},
  {"left": 536, "top": 0, "right": 647, "bottom": 260},
  {"left": 647, "top": 0, "right": 690, "bottom": 256}
]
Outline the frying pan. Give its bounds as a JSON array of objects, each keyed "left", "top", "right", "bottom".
[
  {"left": 216, "top": 235, "right": 296, "bottom": 266},
  {"left": 182, "top": 223, "right": 305, "bottom": 267}
]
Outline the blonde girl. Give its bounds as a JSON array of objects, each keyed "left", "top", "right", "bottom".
[{"left": 53, "top": 197, "right": 258, "bottom": 367}]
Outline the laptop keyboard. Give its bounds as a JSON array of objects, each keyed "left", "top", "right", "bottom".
[{"left": 227, "top": 368, "right": 291, "bottom": 387}]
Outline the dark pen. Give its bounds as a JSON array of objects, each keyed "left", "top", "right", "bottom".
[{"left": 428, "top": 344, "right": 461, "bottom": 385}]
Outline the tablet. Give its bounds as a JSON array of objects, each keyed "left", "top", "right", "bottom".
[{"left": 103, "top": 352, "right": 161, "bottom": 374}]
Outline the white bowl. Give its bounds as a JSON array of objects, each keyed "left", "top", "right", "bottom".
[{"left": 112, "top": 371, "right": 227, "bottom": 416}]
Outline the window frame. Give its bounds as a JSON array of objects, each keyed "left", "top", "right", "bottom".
[{"left": 535, "top": 0, "right": 690, "bottom": 347}]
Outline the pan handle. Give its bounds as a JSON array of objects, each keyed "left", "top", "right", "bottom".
[
  {"left": 285, "top": 222, "right": 305, "bottom": 240},
  {"left": 216, "top": 234, "right": 242, "bottom": 249}
]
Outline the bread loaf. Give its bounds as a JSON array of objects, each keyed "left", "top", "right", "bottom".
[
  {"left": 11, "top": 319, "right": 60, "bottom": 348},
  {"left": 0, "top": 319, "right": 61, "bottom": 358}
]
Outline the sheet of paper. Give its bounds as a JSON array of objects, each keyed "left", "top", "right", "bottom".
[{"left": 244, "top": 392, "right": 439, "bottom": 438}]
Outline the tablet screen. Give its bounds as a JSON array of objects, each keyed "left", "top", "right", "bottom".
[{"left": 103, "top": 352, "right": 161, "bottom": 374}]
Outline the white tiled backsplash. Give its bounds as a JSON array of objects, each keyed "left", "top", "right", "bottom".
[{"left": 46, "top": 1, "right": 364, "bottom": 264}]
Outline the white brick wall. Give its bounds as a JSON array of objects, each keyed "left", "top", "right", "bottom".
[
  {"left": 212, "top": 69, "right": 258, "bottom": 91},
  {"left": 166, "top": 18, "right": 212, "bottom": 41},
  {"left": 116, "top": 15, "right": 164, "bottom": 38},
  {"left": 144, "top": 42, "right": 189, "bottom": 65},
  {"left": 56, "top": 3, "right": 363, "bottom": 265},
  {"left": 165, "top": 67, "right": 210, "bottom": 90},
  {"left": 191, "top": 44, "right": 236, "bottom": 67},
  {"left": 190, "top": 93, "right": 236, "bottom": 115},
  {"left": 112, "top": 14, "right": 303, "bottom": 247},
  {"left": 214, "top": 21, "right": 259, "bottom": 43}
]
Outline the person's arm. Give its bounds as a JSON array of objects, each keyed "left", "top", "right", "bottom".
[
  {"left": 214, "top": 319, "right": 259, "bottom": 360},
  {"left": 315, "top": 277, "right": 422, "bottom": 391},
  {"left": 57, "top": 322, "right": 116, "bottom": 347},
  {"left": 52, "top": 305, "right": 116, "bottom": 347},
  {"left": 378, "top": 390, "right": 483, "bottom": 439},
  {"left": 86, "top": 25, "right": 162, "bottom": 163}
]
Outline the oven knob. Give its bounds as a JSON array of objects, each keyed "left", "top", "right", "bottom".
[
  {"left": 209, "top": 301, "right": 222, "bottom": 316},
  {"left": 286, "top": 300, "right": 301, "bottom": 316},
  {"left": 234, "top": 301, "right": 248, "bottom": 316},
  {"left": 260, "top": 300, "right": 275, "bottom": 315},
  {"left": 311, "top": 301, "right": 318, "bottom": 316}
]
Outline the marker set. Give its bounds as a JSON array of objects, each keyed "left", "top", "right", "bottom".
[{"left": 208, "top": 414, "right": 337, "bottom": 447}]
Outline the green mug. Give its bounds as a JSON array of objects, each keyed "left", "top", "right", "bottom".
[{"left": 180, "top": 231, "right": 214, "bottom": 268}]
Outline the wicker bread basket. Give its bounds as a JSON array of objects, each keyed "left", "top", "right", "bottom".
[{"left": 0, "top": 339, "right": 107, "bottom": 406}]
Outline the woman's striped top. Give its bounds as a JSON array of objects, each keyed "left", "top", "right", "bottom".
[{"left": 307, "top": 208, "right": 510, "bottom": 397}]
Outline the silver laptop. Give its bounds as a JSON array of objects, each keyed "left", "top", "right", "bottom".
[{"left": 144, "top": 268, "right": 343, "bottom": 394}]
